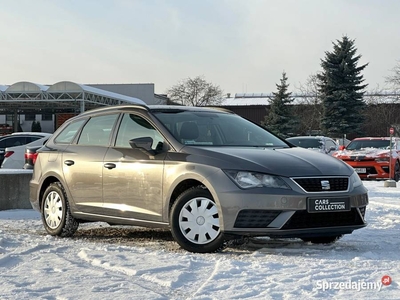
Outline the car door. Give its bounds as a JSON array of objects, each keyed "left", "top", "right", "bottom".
[
  {"left": 102, "top": 112, "right": 166, "bottom": 222},
  {"left": 62, "top": 113, "right": 119, "bottom": 214}
]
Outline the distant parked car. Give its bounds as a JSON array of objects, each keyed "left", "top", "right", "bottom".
[
  {"left": 333, "top": 137, "right": 400, "bottom": 182},
  {"left": 0, "top": 132, "right": 51, "bottom": 166},
  {"left": 1, "top": 135, "right": 51, "bottom": 169},
  {"left": 30, "top": 105, "right": 368, "bottom": 253},
  {"left": 286, "top": 136, "right": 339, "bottom": 155}
]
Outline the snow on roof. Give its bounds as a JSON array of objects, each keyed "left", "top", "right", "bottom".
[
  {"left": 1, "top": 81, "right": 146, "bottom": 105},
  {"left": 47, "top": 81, "right": 146, "bottom": 105},
  {"left": 220, "top": 97, "right": 271, "bottom": 106},
  {"left": 6, "top": 81, "right": 49, "bottom": 92}
]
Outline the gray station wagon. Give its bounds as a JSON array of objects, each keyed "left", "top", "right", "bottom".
[{"left": 30, "top": 105, "right": 368, "bottom": 253}]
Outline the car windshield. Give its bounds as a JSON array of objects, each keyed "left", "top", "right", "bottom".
[
  {"left": 346, "top": 139, "right": 391, "bottom": 150},
  {"left": 153, "top": 109, "right": 289, "bottom": 147},
  {"left": 287, "top": 138, "right": 323, "bottom": 149}
]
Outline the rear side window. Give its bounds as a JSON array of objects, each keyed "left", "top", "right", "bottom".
[
  {"left": 26, "top": 136, "right": 42, "bottom": 143},
  {"left": 54, "top": 119, "right": 86, "bottom": 144},
  {"left": 78, "top": 114, "right": 119, "bottom": 146},
  {"left": 5, "top": 136, "right": 27, "bottom": 147}
]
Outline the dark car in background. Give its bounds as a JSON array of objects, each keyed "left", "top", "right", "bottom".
[
  {"left": 286, "top": 136, "right": 339, "bottom": 155},
  {"left": 30, "top": 105, "right": 368, "bottom": 253}
]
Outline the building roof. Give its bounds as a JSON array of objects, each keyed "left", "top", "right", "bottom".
[{"left": 0, "top": 81, "right": 146, "bottom": 114}]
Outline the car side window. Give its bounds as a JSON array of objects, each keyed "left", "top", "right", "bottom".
[
  {"left": 325, "top": 140, "right": 336, "bottom": 149},
  {"left": 6, "top": 136, "right": 27, "bottom": 147},
  {"left": 78, "top": 114, "right": 119, "bottom": 146},
  {"left": 115, "top": 113, "right": 163, "bottom": 150},
  {"left": 26, "top": 136, "right": 42, "bottom": 143},
  {"left": 54, "top": 119, "right": 87, "bottom": 144}
]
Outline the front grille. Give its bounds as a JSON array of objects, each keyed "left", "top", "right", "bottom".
[
  {"left": 281, "top": 208, "right": 364, "bottom": 229},
  {"left": 234, "top": 210, "right": 281, "bottom": 228},
  {"left": 293, "top": 177, "right": 348, "bottom": 192}
]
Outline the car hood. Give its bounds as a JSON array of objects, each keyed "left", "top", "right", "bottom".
[
  {"left": 334, "top": 148, "right": 396, "bottom": 159},
  {"left": 181, "top": 146, "right": 353, "bottom": 177}
]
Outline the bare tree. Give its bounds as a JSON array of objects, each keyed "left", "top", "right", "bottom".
[
  {"left": 385, "top": 61, "right": 400, "bottom": 90},
  {"left": 294, "top": 73, "right": 323, "bottom": 135},
  {"left": 167, "top": 76, "right": 223, "bottom": 106},
  {"left": 363, "top": 87, "right": 400, "bottom": 136}
]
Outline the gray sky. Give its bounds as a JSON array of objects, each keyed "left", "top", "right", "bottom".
[{"left": 1, "top": 0, "right": 399, "bottom": 95}]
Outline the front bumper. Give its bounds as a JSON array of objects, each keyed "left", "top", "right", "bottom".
[
  {"left": 343, "top": 160, "right": 391, "bottom": 179},
  {"left": 205, "top": 171, "right": 368, "bottom": 238}
]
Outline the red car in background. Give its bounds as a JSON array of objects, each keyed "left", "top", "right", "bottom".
[{"left": 333, "top": 137, "right": 400, "bottom": 181}]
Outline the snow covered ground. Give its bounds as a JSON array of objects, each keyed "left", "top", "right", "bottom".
[{"left": 0, "top": 181, "right": 399, "bottom": 299}]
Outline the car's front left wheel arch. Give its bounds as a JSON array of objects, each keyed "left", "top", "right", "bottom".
[{"left": 170, "top": 186, "right": 225, "bottom": 253}]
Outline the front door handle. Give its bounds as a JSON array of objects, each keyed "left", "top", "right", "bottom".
[
  {"left": 104, "top": 163, "right": 116, "bottom": 169},
  {"left": 64, "top": 160, "right": 75, "bottom": 166}
]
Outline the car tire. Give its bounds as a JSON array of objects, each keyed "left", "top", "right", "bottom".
[
  {"left": 394, "top": 161, "right": 400, "bottom": 182},
  {"left": 170, "top": 186, "right": 224, "bottom": 253},
  {"left": 41, "top": 182, "right": 79, "bottom": 237},
  {"left": 301, "top": 235, "right": 342, "bottom": 244}
]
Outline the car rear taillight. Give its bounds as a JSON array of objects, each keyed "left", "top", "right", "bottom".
[
  {"left": 4, "top": 151, "right": 14, "bottom": 158},
  {"left": 32, "top": 153, "right": 39, "bottom": 164},
  {"left": 25, "top": 152, "right": 38, "bottom": 164}
]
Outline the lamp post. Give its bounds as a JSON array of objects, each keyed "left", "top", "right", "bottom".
[{"left": 384, "top": 127, "right": 396, "bottom": 187}]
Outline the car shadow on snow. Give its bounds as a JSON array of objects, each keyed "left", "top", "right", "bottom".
[{"left": 64, "top": 225, "right": 372, "bottom": 256}]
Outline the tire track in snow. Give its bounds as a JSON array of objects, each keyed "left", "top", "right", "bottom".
[
  {"left": 192, "top": 257, "right": 222, "bottom": 297},
  {"left": 76, "top": 248, "right": 190, "bottom": 299}
]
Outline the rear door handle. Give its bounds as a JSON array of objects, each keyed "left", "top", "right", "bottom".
[
  {"left": 64, "top": 160, "right": 75, "bottom": 166},
  {"left": 104, "top": 163, "right": 116, "bottom": 169}
]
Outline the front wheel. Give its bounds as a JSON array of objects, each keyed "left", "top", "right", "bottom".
[
  {"left": 41, "top": 182, "right": 79, "bottom": 237},
  {"left": 170, "top": 186, "right": 224, "bottom": 253}
]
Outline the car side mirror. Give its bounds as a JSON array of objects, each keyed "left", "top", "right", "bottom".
[
  {"left": 130, "top": 137, "right": 152, "bottom": 150},
  {"left": 129, "top": 137, "right": 156, "bottom": 156},
  {"left": 339, "top": 145, "right": 345, "bottom": 150}
]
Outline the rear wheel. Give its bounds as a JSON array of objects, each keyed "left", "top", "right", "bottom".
[
  {"left": 41, "top": 182, "right": 79, "bottom": 237},
  {"left": 170, "top": 186, "right": 224, "bottom": 253},
  {"left": 301, "top": 235, "right": 342, "bottom": 244}
]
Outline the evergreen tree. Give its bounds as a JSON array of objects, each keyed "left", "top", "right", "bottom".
[
  {"left": 262, "top": 72, "right": 297, "bottom": 138},
  {"left": 318, "top": 36, "right": 368, "bottom": 138}
]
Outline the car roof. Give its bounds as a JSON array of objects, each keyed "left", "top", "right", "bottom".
[
  {"left": 69, "top": 105, "right": 235, "bottom": 121},
  {"left": 80, "top": 104, "right": 232, "bottom": 114},
  {"left": 352, "top": 137, "right": 394, "bottom": 141},
  {"left": 287, "top": 136, "right": 328, "bottom": 140},
  {"left": 10, "top": 132, "right": 52, "bottom": 136}
]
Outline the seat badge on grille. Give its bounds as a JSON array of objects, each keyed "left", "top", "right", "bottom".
[{"left": 321, "top": 180, "right": 331, "bottom": 190}]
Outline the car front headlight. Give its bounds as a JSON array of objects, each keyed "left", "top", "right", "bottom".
[
  {"left": 375, "top": 157, "right": 390, "bottom": 162},
  {"left": 350, "top": 171, "right": 363, "bottom": 188},
  {"left": 224, "top": 170, "right": 291, "bottom": 190}
]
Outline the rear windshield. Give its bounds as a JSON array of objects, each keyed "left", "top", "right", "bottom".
[
  {"left": 153, "top": 110, "right": 288, "bottom": 147},
  {"left": 287, "top": 138, "right": 322, "bottom": 149}
]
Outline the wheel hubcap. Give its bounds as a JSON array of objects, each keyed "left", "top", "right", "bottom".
[
  {"left": 44, "top": 191, "right": 63, "bottom": 229},
  {"left": 178, "top": 197, "right": 220, "bottom": 245}
]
